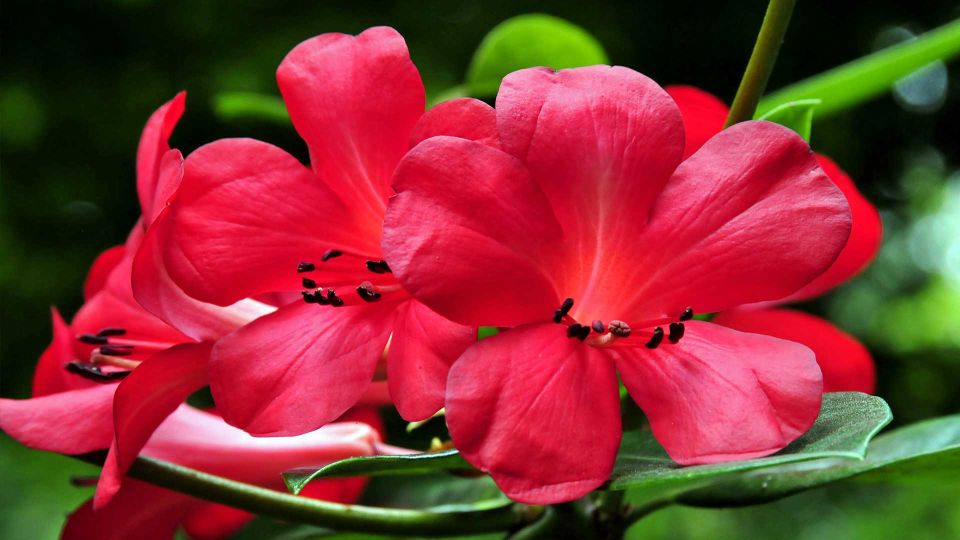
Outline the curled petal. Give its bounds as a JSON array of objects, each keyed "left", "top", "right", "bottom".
[
  {"left": 137, "top": 92, "right": 186, "bottom": 221},
  {"left": 410, "top": 98, "right": 498, "bottom": 148},
  {"left": 713, "top": 308, "right": 876, "bottom": 394},
  {"left": 614, "top": 321, "right": 823, "bottom": 464},
  {"left": 446, "top": 323, "right": 622, "bottom": 503}
]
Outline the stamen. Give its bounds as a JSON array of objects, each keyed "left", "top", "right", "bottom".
[
  {"left": 591, "top": 320, "right": 605, "bottom": 333},
  {"left": 302, "top": 277, "right": 317, "bottom": 289},
  {"left": 297, "top": 261, "right": 315, "bottom": 273},
  {"left": 608, "top": 320, "right": 632, "bottom": 338},
  {"left": 321, "top": 249, "right": 343, "bottom": 261},
  {"left": 302, "top": 290, "right": 328, "bottom": 304},
  {"left": 100, "top": 345, "right": 134, "bottom": 356},
  {"left": 566, "top": 323, "right": 590, "bottom": 341},
  {"left": 327, "top": 289, "right": 345, "bottom": 307},
  {"left": 645, "top": 327, "right": 664, "bottom": 349},
  {"left": 356, "top": 281, "right": 382, "bottom": 302},
  {"left": 66, "top": 361, "right": 130, "bottom": 381},
  {"left": 96, "top": 327, "right": 126, "bottom": 337},
  {"left": 668, "top": 322, "right": 685, "bottom": 343},
  {"left": 553, "top": 298, "right": 574, "bottom": 323},
  {"left": 78, "top": 333, "right": 108, "bottom": 345},
  {"left": 365, "top": 260, "right": 392, "bottom": 274},
  {"left": 680, "top": 307, "right": 694, "bottom": 321}
]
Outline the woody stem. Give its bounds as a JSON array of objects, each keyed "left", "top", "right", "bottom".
[{"left": 724, "top": 0, "right": 797, "bottom": 127}]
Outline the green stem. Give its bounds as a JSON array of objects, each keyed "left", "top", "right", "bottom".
[
  {"left": 758, "top": 17, "right": 960, "bottom": 118},
  {"left": 212, "top": 92, "right": 290, "bottom": 124},
  {"left": 724, "top": 0, "right": 797, "bottom": 127},
  {"left": 126, "top": 456, "right": 539, "bottom": 537}
]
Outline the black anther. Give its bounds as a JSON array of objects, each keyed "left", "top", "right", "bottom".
[
  {"left": 302, "top": 277, "right": 317, "bottom": 289},
  {"left": 327, "top": 289, "right": 345, "bottom": 307},
  {"left": 100, "top": 345, "right": 134, "bottom": 356},
  {"left": 668, "top": 322, "right": 685, "bottom": 343},
  {"left": 553, "top": 298, "right": 574, "bottom": 323},
  {"left": 96, "top": 327, "right": 127, "bottom": 337},
  {"left": 356, "top": 282, "right": 382, "bottom": 302},
  {"left": 645, "top": 327, "right": 664, "bottom": 349},
  {"left": 679, "top": 307, "right": 694, "bottom": 321},
  {"left": 78, "top": 334, "right": 108, "bottom": 345},
  {"left": 297, "top": 261, "right": 315, "bottom": 273},
  {"left": 321, "top": 249, "right": 343, "bottom": 262},
  {"left": 66, "top": 361, "right": 131, "bottom": 382},
  {"left": 365, "top": 260, "right": 392, "bottom": 274}
]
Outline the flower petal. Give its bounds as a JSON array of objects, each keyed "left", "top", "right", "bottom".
[
  {"left": 83, "top": 245, "right": 126, "bottom": 301},
  {"left": 446, "top": 323, "right": 621, "bottom": 503},
  {"left": 62, "top": 481, "right": 196, "bottom": 540},
  {"left": 779, "top": 154, "right": 882, "bottom": 302},
  {"left": 133, "top": 203, "right": 274, "bottom": 341},
  {"left": 665, "top": 85, "right": 729, "bottom": 159},
  {"left": 384, "top": 136, "right": 563, "bottom": 326},
  {"left": 626, "top": 121, "right": 852, "bottom": 319},
  {"left": 387, "top": 299, "right": 475, "bottom": 421},
  {"left": 614, "top": 320, "right": 823, "bottom": 464},
  {"left": 181, "top": 503, "right": 253, "bottom": 540},
  {"left": 94, "top": 343, "right": 211, "bottom": 509},
  {"left": 164, "top": 138, "right": 374, "bottom": 306},
  {"left": 137, "top": 92, "right": 186, "bottom": 222},
  {"left": 72, "top": 288, "right": 189, "bottom": 349},
  {"left": 277, "top": 26, "right": 425, "bottom": 221},
  {"left": 0, "top": 383, "right": 116, "bottom": 454},
  {"left": 713, "top": 308, "right": 876, "bottom": 394},
  {"left": 32, "top": 308, "right": 87, "bottom": 396},
  {"left": 209, "top": 301, "right": 395, "bottom": 435},
  {"left": 410, "top": 98, "right": 498, "bottom": 148}
]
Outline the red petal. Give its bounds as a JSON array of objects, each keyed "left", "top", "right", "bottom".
[
  {"left": 614, "top": 321, "right": 823, "bottom": 464},
  {"left": 665, "top": 85, "right": 728, "bottom": 159},
  {"left": 209, "top": 301, "right": 395, "bottom": 435},
  {"left": 182, "top": 503, "right": 252, "bottom": 540},
  {"left": 144, "top": 406, "right": 379, "bottom": 485},
  {"left": 164, "top": 138, "right": 374, "bottom": 306},
  {"left": 72, "top": 288, "right": 188, "bottom": 349},
  {"left": 83, "top": 245, "right": 126, "bottom": 301},
  {"left": 387, "top": 299, "right": 475, "bottom": 421},
  {"left": 410, "top": 98, "right": 498, "bottom": 148},
  {"left": 94, "top": 343, "right": 211, "bottom": 508},
  {"left": 626, "top": 121, "right": 852, "bottom": 318},
  {"left": 446, "top": 323, "right": 621, "bottom": 503},
  {"left": 62, "top": 480, "right": 196, "bottom": 540},
  {"left": 277, "top": 26, "right": 425, "bottom": 221},
  {"left": 133, "top": 203, "right": 274, "bottom": 341},
  {"left": 0, "top": 384, "right": 116, "bottom": 454},
  {"left": 713, "top": 308, "right": 876, "bottom": 394},
  {"left": 779, "top": 154, "right": 883, "bottom": 302},
  {"left": 384, "top": 136, "right": 563, "bottom": 326},
  {"left": 137, "top": 92, "right": 186, "bottom": 222},
  {"left": 32, "top": 308, "right": 86, "bottom": 396}
]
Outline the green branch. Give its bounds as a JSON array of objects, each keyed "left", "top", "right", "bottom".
[
  {"left": 725, "top": 0, "right": 797, "bottom": 127},
  {"left": 758, "top": 17, "right": 960, "bottom": 118},
  {"left": 125, "top": 456, "right": 540, "bottom": 537}
]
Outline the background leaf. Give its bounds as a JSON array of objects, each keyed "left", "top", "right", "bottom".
[
  {"left": 756, "top": 99, "right": 820, "bottom": 142},
  {"left": 610, "top": 393, "right": 892, "bottom": 491},
  {"left": 465, "top": 14, "right": 608, "bottom": 97}
]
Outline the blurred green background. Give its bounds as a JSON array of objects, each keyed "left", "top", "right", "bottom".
[{"left": 2, "top": 0, "right": 959, "bottom": 538}]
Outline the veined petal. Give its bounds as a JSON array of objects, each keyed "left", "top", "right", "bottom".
[
  {"left": 779, "top": 154, "right": 883, "bottom": 302},
  {"left": 446, "top": 324, "right": 621, "bottom": 503},
  {"left": 614, "top": 321, "right": 822, "bottom": 464},
  {"left": 164, "top": 138, "right": 374, "bottom": 306},
  {"left": 387, "top": 299, "right": 476, "bottom": 421},
  {"left": 0, "top": 384, "right": 116, "bottom": 455},
  {"left": 278, "top": 26, "right": 425, "bottom": 221},
  {"left": 94, "top": 343, "right": 211, "bottom": 509},
  {"left": 137, "top": 92, "right": 186, "bottom": 221},
  {"left": 209, "top": 301, "right": 395, "bottom": 436},
  {"left": 665, "top": 85, "right": 729, "bottom": 159},
  {"left": 713, "top": 308, "right": 876, "bottom": 394},
  {"left": 626, "top": 121, "right": 852, "bottom": 319},
  {"left": 410, "top": 98, "right": 498, "bottom": 148},
  {"left": 384, "top": 136, "right": 563, "bottom": 327}
]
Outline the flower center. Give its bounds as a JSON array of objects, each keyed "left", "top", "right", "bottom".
[
  {"left": 67, "top": 327, "right": 176, "bottom": 381},
  {"left": 551, "top": 298, "right": 693, "bottom": 349},
  {"left": 296, "top": 249, "right": 405, "bottom": 308}
]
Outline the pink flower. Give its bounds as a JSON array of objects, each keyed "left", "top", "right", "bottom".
[
  {"left": 666, "top": 85, "right": 880, "bottom": 394},
  {"left": 382, "top": 66, "right": 853, "bottom": 503},
  {"left": 145, "top": 27, "right": 493, "bottom": 435}
]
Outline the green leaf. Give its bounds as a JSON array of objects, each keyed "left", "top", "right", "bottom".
[
  {"left": 756, "top": 99, "right": 820, "bottom": 142},
  {"left": 283, "top": 450, "right": 474, "bottom": 495},
  {"left": 466, "top": 14, "right": 608, "bottom": 97},
  {"left": 361, "top": 473, "right": 511, "bottom": 514},
  {"left": 212, "top": 91, "right": 290, "bottom": 125},
  {"left": 610, "top": 393, "right": 892, "bottom": 491},
  {"left": 673, "top": 414, "right": 960, "bottom": 507},
  {"left": 757, "top": 17, "right": 960, "bottom": 118}
]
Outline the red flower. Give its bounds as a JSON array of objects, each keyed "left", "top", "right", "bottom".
[
  {"left": 145, "top": 27, "right": 489, "bottom": 435},
  {"left": 382, "top": 66, "right": 853, "bottom": 503},
  {"left": 667, "top": 85, "right": 880, "bottom": 393}
]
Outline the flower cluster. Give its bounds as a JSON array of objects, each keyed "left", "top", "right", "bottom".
[{"left": 1, "top": 24, "right": 881, "bottom": 533}]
